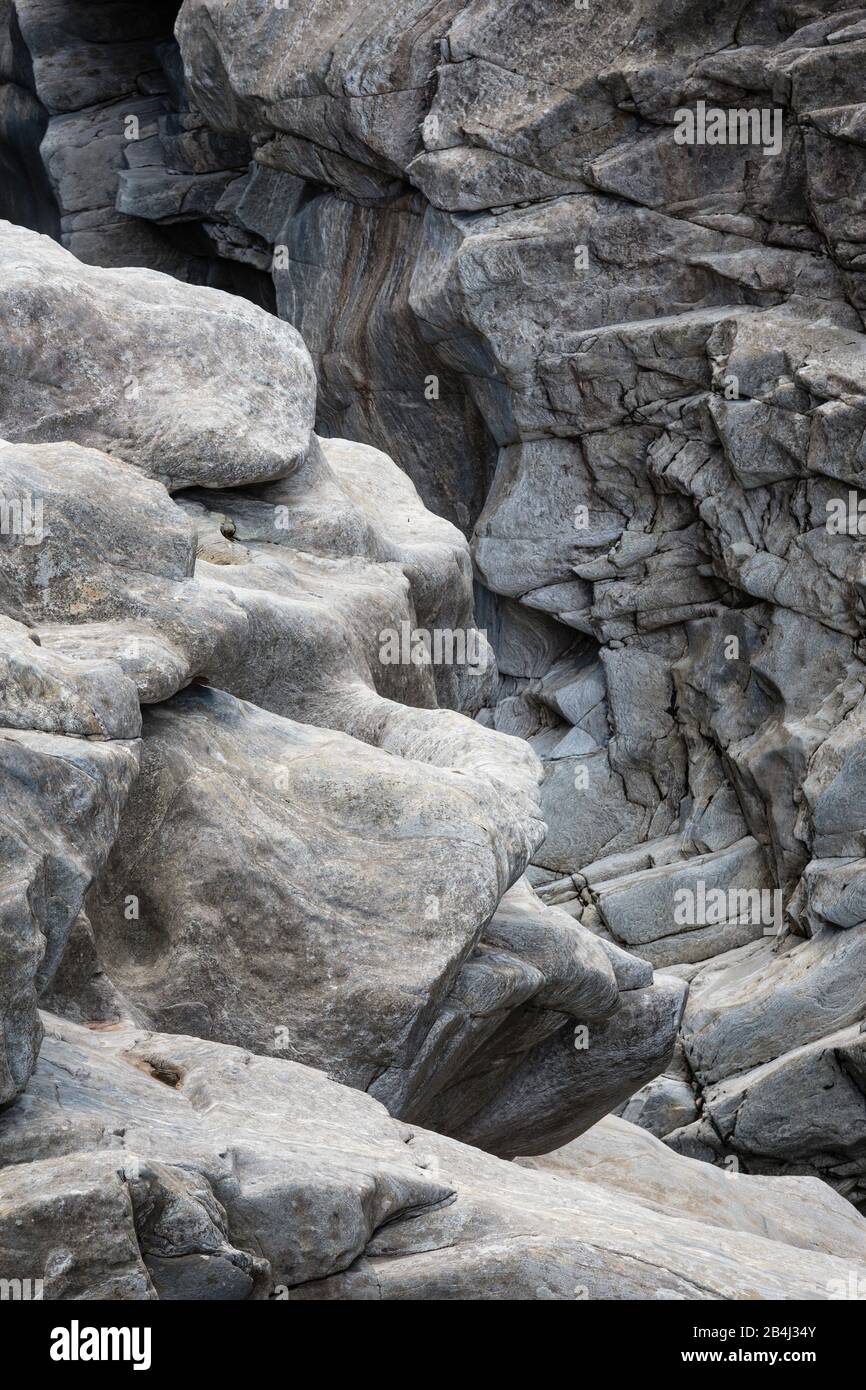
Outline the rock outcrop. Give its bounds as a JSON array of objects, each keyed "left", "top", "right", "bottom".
[
  {"left": 0, "top": 221, "right": 684, "bottom": 1167},
  {"left": 3, "top": 0, "right": 866, "bottom": 1299},
  {"left": 3, "top": 1013, "right": 864, "bottom": 1300},
  {"left": 25, "top": 0, "right": 860, "bottom": 1205}
]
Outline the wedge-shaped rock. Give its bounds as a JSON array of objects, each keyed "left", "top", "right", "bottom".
[
  {"left": 87, "top": 685, "right": 546, "bottom": 1094},
  {"left": 369, "top": 874, "right": 623, "bottom": 1138}
]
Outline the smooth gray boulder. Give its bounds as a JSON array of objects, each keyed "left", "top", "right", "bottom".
[
  {"left": 86, "top": 683, "right": 543, "bottom": 1094},
  {"left": 0, "top": 220, "right": 315, "bottom": 491}
]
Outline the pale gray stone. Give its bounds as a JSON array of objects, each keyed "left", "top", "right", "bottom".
[
  {"left": 5, "top": 0, "right": 866, "bottom": 1294},
  {"left": 3, "top": 1015, "right": 862, "bottom": 1301},
  {"left": 0, "top": 220, "right": 315, "bottom": 491}
]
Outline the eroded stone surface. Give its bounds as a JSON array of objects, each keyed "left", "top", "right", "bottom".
[
  {"left": 0, "top": 223, "right": 684, "bottom": 1175},
  {"left": 4, "top": 0, "right": 866, "bottom": 1295},
  {"left": 2, "top": 1015, "right": 863, "bottom": 1301},
  {"left": 0, "top": 221, "right": 315, "bottom": 491}
]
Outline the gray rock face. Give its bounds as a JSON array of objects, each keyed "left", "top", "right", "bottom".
[
  {"left": 3, "top": 1014, "right": 864, "bottom": 1300},
  {"left": 0, "top": 729, "right": 137, "bottom": 1106},
  {"left": 4, "top": 0, "right": 866, "bottom": 1298},
  {"left": 0, "top": 223, "right": 316, "bottom": 491},
  {"left": 0, "top": 220, "right": 682, "bottom": 1177},
  {"left": 139, "top": 0, "right": 866, "bottom": 1202}
]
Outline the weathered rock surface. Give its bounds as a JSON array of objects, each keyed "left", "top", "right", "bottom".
[
  {"left": 521, "top": 1113, "right": 866, "bottom": 1266},
  {"left": 0, "top": 732, "right": 137, "bottom": 1108},
  {"left": 3, "top": 1014, "right": 864, "bottom": 1300},
  {"left": 0, "top": 220, "right": 684, "bottom": 1181},
  {"left": 0, "top": 222, "right": 315, "bottom": 491},
  {"left": 85, "top": 685, "right": 569, "bottom": 1114},
  {"left": 4, "top": 0, "right": 866, "bottom": 1298},
  {"left": 70, "top": 0, "right": 866, "bottom": 1198}
]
